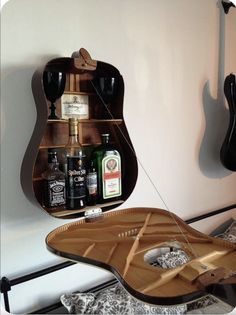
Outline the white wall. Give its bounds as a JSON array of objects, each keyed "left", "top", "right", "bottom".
[{"left": 1, "top": 0, "right": 236, "bottom": 313}]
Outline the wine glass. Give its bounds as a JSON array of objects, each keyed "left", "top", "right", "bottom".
[
  {"left": 92, "top": 77, "right": 118, "bottom": 118},
  {"left": 43, "top": 71, "right": 66, "bottom": 119}
]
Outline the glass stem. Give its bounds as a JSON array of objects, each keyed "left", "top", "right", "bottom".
[{"left": 48, "top": 102, "right": 58, "bottom": 119}]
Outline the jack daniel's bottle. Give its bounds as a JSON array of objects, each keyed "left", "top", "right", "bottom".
[
  {"left": 92, "top": 133, "right": 122, "bottom": 203},
  {"left": 64, "top": 118, "right": 87, "bottom": 210},
  {"left": 42, "top": 149, "right": 66, "bottom": 209}
]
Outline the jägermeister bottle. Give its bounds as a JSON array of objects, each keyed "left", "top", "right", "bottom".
[
  {"left": 63, "top": 118, "right": 87, "bottom": 210},
  {"left": 92, "top": 133, "right": 122, "bottom": 203},
  {"left": 42, "top": 149, "right": 66, "bottom": 209}
]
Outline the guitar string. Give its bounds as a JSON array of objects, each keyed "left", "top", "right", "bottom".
[{"left": 90, "top": 80, "right": 199, "bottom": 259}]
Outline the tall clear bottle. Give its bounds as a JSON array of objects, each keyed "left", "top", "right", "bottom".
[
  {"left": 42, "top": 149, "right": 66, "bottom": 209},
  {"left": 63, "top": 118, "right": 87, "bottom": 210},
  {"left": 92, "top": 133, "right": 122, "bottom": 203}
]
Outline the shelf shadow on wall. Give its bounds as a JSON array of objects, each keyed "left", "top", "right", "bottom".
[
  {"left": 20, "top": 68, "right": 50, "bottom": 212},
  {"left": 1, "top": 62, "right": 55, "bottom": 225},
  {"left": 199, "top": 1, "right": 232, "bottom": 179}
]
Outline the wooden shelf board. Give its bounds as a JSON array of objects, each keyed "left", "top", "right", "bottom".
[
  {"left": 63, "top": 91, "right": 96, "bottom": 96},
  {"left": 39, "top": 142, "right": 101, "bottom": 150},
  {"left": 47, "top": 119, "right": 123, "bottom": 124},
  {"left": 39, "top": 145, "right": 65, "bottom": 150},
  {"left": 49, "top": 200, "right": 124, "bottom": 218},
  {"left": 33, "top": 177, "right": 43, "bottom": 182}
]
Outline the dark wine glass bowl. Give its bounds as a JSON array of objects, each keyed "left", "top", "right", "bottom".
[
  {"left": 92, "top": 76, "right": 118, "bottom": 118},
  {"left": 93, "top": 77, "right": 118, "bottom": 103},
  {"left": 43, "top": 71, "right": 66, "bottom": 119}
]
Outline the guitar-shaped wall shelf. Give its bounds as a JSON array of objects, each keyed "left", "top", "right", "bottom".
[
  {"left": 46, "top": 207, "right": 236, "bottom": 306},
  {"left": 21, "top": 48, "right": 138, "bottom": 218},
  {"left": 220, "top": 73, "right": 236, "bottom": 171}
]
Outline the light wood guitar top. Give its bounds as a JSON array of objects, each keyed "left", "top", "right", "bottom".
[{"left": 46, "top": 207, "right": 236, "bottom": 305}]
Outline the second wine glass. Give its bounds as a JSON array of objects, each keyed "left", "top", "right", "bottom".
[{"left": 92, "top": 77, "right": 118, "bottom": 118}]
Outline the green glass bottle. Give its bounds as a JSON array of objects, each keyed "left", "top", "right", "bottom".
[{"left": 92, "top": 133, "right": 122, "bottom": 203}]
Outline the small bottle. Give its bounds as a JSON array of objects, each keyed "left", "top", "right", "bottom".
[
  {"left": 86, "top": 161, "right": 98, "bottom": 206},
  {"left": 92, "top": 133, "right": 122, "bottom": 203},
  {"left": 42, "top": 149, "right": 66, "bottom": 209},
  {"left": 63, "top": 118, "right": 87, "bottom": 210}
]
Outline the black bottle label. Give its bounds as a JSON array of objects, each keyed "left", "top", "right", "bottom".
[
  {"left": 67, "top": 157, "right": 86, "bottom": 200},
  {"left": 44, "top": 180, "right": 66, "bottom": 207}
]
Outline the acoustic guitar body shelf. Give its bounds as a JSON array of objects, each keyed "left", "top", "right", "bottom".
[{"left": 24, "top": 48, "right": 138, "bottom": 219}]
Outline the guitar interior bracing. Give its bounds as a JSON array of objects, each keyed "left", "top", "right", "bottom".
[{"left": 46, "top": 207, "right": 236, "bottom": 306}]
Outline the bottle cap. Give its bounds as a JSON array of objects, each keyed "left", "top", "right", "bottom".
[
  {"left": 48, "top": 148, "right": 57, "bottom": 154},
  {"left": 101, "top": 133, "right": 109, "bottom": 144},
  {"left": 69, "top": 118, "right": 78, "bottom": 124},
  {"left": 47, "top": 149, "right": 58, "bottom": 163},
  {"left": 69, "top": 118, "right": 78, "bottom": 135}
]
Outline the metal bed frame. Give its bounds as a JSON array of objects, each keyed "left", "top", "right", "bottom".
[{"left": 1, "top": 204, "right": 235, "bottom": 314}]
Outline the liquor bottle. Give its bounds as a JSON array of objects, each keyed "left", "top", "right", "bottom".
[
  {"left": 63, "top": 118, "right": 87, "bottom": 210},
  {"left": 92, "top": 133, "right": 122, "bottom": 203},
  {"left": 42, "top": 149, "right": 66, "bottom": 209},
  {"left": 86, "top": 161, "right": 98, "bottom": 206}
]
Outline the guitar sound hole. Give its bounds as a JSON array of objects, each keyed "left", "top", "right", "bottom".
[{"left": 144, "top": 246, "right": 190, "bottom": 269}]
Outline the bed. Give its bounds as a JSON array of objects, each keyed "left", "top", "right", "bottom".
[{"left": 1, "top": 204, "right": 236, "bottom": 314}]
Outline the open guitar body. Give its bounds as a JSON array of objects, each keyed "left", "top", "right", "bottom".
[
  {"left": 220, "top": 73, "right": 236, "bottom": 171},
  {"left": 46, "top": 207, "right": 236, "bottom": 306}
]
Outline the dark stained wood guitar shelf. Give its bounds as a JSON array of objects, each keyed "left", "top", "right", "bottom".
[{"left": 21, "top": 48, "right": 138, "bottom": 218}]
